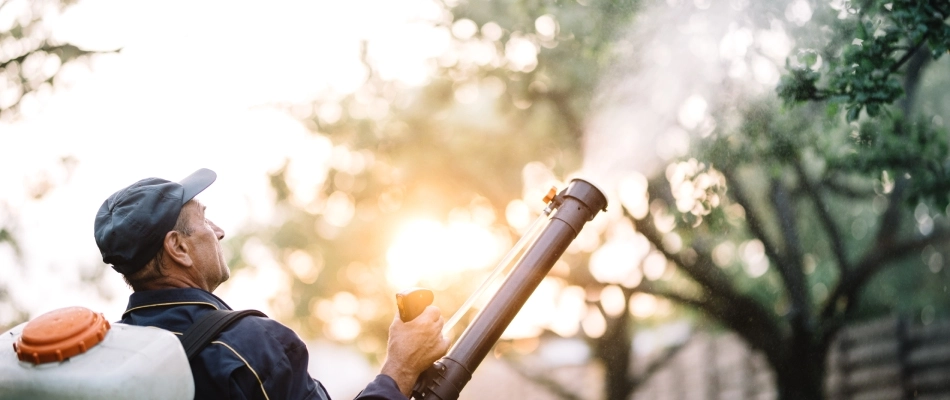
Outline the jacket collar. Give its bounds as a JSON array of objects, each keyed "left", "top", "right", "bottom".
[{"left": 122, "top": 287, "right": 233, "bottom": 318}]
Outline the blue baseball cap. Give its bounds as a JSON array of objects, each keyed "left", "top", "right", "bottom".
[{"left": 94, "top": 168, "right": 217, "bottom": 275}]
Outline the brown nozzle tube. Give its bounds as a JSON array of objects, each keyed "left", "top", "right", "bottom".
[{"left": 411, "top": 178, "right": 607, "bottom": 400}]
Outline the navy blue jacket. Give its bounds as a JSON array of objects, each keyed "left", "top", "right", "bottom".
[{"left": 119, "top": 288, "right": 407, "bottom": 399}]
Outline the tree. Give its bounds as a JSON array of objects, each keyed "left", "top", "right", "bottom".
[{"left": 617, "top": 0, "right": 950, "bottom": 398}]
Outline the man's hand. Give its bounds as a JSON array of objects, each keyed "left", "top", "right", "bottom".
[{"left": 380, "top": 305, "right": 450, "bottom": 397}]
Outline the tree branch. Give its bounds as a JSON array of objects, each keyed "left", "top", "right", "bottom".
[
  {"left": 632, "top": 177, "right": 791, "bottom": 369},
  {"left": 888, "top": 33, "right": 929, "bottom": 74},
  {"left": 627, "top": 282, "right": 786, "bottom": 371},
  {"left": 897, "top": 47, "right": 931, "bottom": 117},
  {"left": 0, "top": 43, "right": 98, "bottom": 70},
  {"left": 820, "top": 174, "right": 876, "bottom": 199},
  {"left": 627, "top": 201, "right": 735, "bottom": 298},
  {"left": 792, "top": 160, "right": 850, "bottom": 272},
  {"left": 631, "top": 334, "right": 695, "bottom": 387},
  {"left": 720, "top": 168, "right": 788, "bottom": 274},
  {"left": 821, "top": 227, "right": 950, "bottom": 319},
  {"left": 769, "top": 178, "right": 812, "bottom": 336},
  {"left": 722, "top": 167, "right": 811, "bottom": 329}
]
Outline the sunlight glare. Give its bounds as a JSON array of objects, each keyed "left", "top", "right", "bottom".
[
  {"left": 502, "top": 277, "right": 562, "bottom": 339},
  {"left": 785, "top": 0, "right": 813, "bottom": 27},
  {"left": 581, "top": 305, "right": 606, "bottom": 338},
  {"left": 677, "top": 94, "right": 707, "bottom": 130},
  {"left": 589, "top": 236, "right": 649, "bottom": 285},
  {"left": 323, "top": 191, "right": 356, "bottom": 227},
  {"left": 505, "top": 199, "right": 532, "bottom": 232},
  {"left": 550, "top": 285, "right": 586, "bottom": 337},
  {"left": 333, "top": 291, "right": 360, "bottom": 316},
  {"left": 740, "top": 239, "right": 769, "bottom": 277},
  {"left": 719, "top": 26, "right": 753, "bottom": 60},
  {"left": 218, "top": 238, "right": 291, "bottom": 319},
  {"left": 481, "top": 22, "right": 503, "bottom": 41},
  {"left": 386, "top": 218, "right": 503, "bottom": 288},
  {"left": 371, "top": 24, "right": 451, "bottom": 85},
  {"left": 629, "top": 293, "right": 657, "bottom": 318},
  {"left": 287, "top": 250, "right": 323, "bottom": 284},
  {"left": 451, "top": 18, "right": 478, "bottom": 40},
  {"left": 618, "top": 172, "right": 649, "bottom": 219},
  {"left": 504, "top": 35, "right": 538, "bottom": 72},
  {"left": 752, "top": 55, "right": 780, "bottom": 86},
  {"left": 600, "top": 285, "right": 626, "bottom": 317},
  {"left": 328, "top": 315, "right": 361, "bottom": 342},
  {"left": 285, "top": 135, "right": 334, "bottom": 207},
  {"left": 642, "top": 252, "right": 668, "bottom": 281},
  {"left": 534, "top": 15, "right": 558, "bottom": 39},
  {"left": 712, "top": 241, "right": 736, "bottom": 268}
]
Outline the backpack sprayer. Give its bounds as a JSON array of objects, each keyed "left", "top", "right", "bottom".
[{"left": 397, "top": 178, "right": 607, "bottom": 400}]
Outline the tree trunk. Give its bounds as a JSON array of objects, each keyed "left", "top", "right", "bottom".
[
  {"left": 772, "top": 344, "right": 826, "bottom": 400},
  {"left": 594, "top": 310, "right": 633, "bottom": 400}
]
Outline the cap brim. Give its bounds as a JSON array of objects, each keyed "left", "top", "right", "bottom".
[{"left": 179, "top": 168, "right": 217, "bottom": 203}]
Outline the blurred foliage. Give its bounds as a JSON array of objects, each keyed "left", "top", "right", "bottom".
[
  {"left": 227, "top": 0, "right": 640, "bottom": 379},
  {"left": 0, "top": 0, "right": 97, "bottom": 330},
  {"left": 778, "top": 0, "right": 949, "bottom": 120},
  {"left": 840, "top": 114, "right": 950, "bottom": 208},
  {"left": 225, "top": 0, "right": 950, "bottom": 399},
  {"left": 0, "top": 154, "right": 80, "bottom": 330},
  {"left": 634, "top": 83, "right": 950, "bottom": 399},
  {"left": 0, "top": 0, "right": 106, "bottom": 120},
  {"left": 614, "top": 0, "right": 950, "bottom": 398},
  {"left": 777, "top": 0, "right": 950, "bottom": 207}
]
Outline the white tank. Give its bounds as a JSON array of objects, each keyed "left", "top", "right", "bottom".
[{"left": 0, "top": 306, "right": 194, "bottom": 400}]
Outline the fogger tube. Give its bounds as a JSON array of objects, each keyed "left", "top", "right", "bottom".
[{"left": 413, "top": 179, "right": 607, "bottom": 400}]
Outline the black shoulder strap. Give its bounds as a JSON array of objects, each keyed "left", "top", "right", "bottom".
[{"left": 179, "top": 309, "right": 267, "bottom": 360}]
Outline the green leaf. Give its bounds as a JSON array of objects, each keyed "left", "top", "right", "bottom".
[{"left": 826, "top": 103, "right": 840, "bottom": 118}]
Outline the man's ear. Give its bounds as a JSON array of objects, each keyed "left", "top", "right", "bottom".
[{"left": 163, "top": 230, "right": 193, "bottom": 268}]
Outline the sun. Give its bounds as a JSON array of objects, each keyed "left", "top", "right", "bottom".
[{"left": 385, "top": 218, "right": 503, "bottom": 289}]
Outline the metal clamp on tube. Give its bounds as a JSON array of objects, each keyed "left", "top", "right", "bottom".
[{"left": 412, "top": 178, "right": 607, "bottom": 400}]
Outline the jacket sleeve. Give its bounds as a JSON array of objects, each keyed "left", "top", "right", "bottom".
[{"left": 354, "top": 374, "right": 409, "bottom": 400}]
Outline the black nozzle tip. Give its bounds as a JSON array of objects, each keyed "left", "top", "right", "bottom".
[{"left": 565, "top": 178, "right": 608, "bottom": 213}]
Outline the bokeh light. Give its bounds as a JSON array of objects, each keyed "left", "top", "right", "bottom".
[{"left": 386, "top": 218, "right": 504, "bottom": 289}]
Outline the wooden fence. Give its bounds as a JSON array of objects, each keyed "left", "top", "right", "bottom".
[
  {"left": 827, "top": 317, "right": 950, "bottom": 400},
  {"left": 631, "top": 316, "right": 950, "bottom": 400}
]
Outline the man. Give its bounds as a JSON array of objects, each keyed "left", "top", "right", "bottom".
[{"left": 94, "top": 168, "right": 449, "bottom": 399}]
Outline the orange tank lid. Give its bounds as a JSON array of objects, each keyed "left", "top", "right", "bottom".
[{"left": 13, "top": 306, "right": 111, "bottom": 364}]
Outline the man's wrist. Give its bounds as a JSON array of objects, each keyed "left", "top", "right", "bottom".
[{"left": 380, "top": 361, "right": 415, "bottom": 397}]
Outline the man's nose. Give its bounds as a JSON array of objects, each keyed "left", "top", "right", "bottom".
[{"left": 211, "top": 221, "right": 225, "bottom": 240}]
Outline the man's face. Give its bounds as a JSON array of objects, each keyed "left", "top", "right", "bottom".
[{"left": 181, "top": 200, "right": 230, "bottom": 291}]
